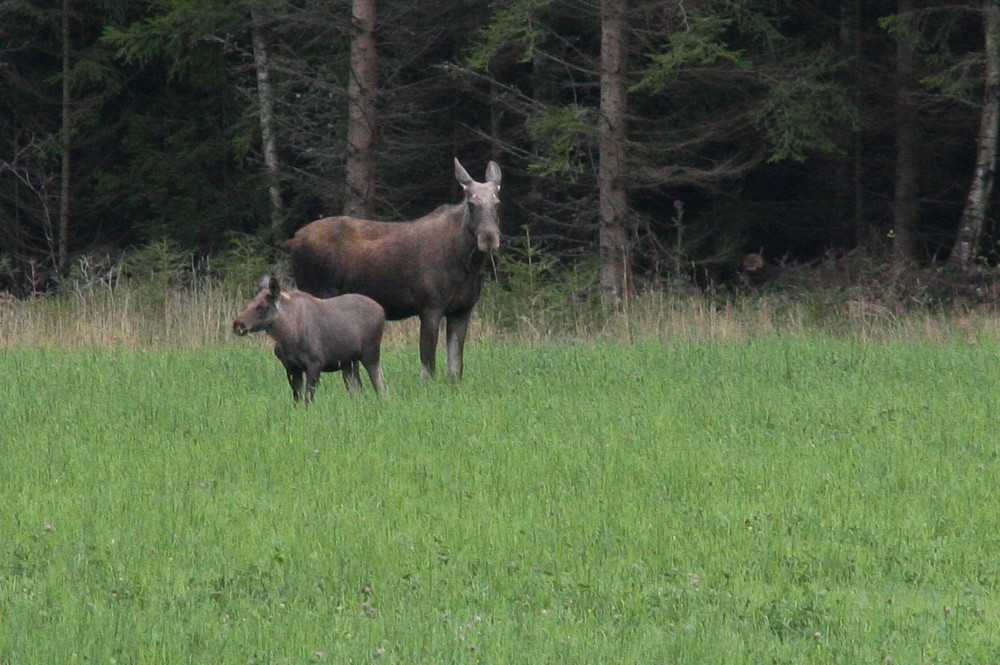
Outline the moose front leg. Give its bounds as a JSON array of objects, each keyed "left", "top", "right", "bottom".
[
  {"left": 287, "top": 369, "right": 305, "bottom": 403},
  {"left": 445, "top": 310, "right": 472, "bottom": 382},
  {"left": 419, "top": 311, "right": 443, "bottom": 380}
]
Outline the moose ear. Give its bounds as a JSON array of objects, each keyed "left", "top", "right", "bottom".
[
  {"left": 454, "top": 158, "right": 473, "bottom": 189},
  {"left": 267, "top": 275, "right": 282, "bottom": 298},
  {"left": 485, "top": 160, "right": 502, "bottom": 187}
]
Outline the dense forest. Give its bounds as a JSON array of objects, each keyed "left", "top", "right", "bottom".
[{"left": 2, "top": 0, "right": 999, "bottom": 302}]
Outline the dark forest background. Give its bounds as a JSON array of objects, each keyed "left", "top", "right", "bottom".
[{"left": 2, "top": 0, "right": 999, "bottom": 304}]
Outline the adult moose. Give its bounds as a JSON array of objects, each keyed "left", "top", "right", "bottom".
[{"left": 289, "top": 158, "right": 502, "bottom": 382}]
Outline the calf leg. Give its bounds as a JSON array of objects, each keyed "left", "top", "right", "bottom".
[
  {"left": 419, "top": 311, "right": 443, "bottom": 380},
  {"left": 362, "top": 358, "right": 387, "bottom": 394},
  {"left": 341, "top": 361, "right": 363, "bottom": 392},
  {"left": 287, "top": 369, "right": 305, "bottom": 402},
  {"left": 445, "top": 311, "right": 472, "bottom": 382},
  {"left": 340, "top": 361, "right": 353, "bottom": 391},
  {"left": 304, "top": 367, "right": 321, "bottom": 405}
]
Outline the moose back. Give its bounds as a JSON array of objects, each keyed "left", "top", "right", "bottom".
[{"left": 289, "top": 158, "right": 501, "bottom": 382}]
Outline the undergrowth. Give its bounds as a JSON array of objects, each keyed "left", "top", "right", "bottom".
[{"left": 2, "top": 240, "right": 1000, "bottom": 350}]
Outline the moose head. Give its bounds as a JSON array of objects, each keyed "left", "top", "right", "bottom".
[{"left": 455, "top": 158, "right": 501, "bottom": 254}]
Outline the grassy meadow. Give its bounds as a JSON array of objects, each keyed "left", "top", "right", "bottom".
[{"left": 2, "top": 285, "right": 1000, "bottom": 663}]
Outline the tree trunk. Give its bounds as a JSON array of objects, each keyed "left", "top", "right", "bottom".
[
  {"left": 840, "top": 0, "right": 868, "bottom": 248},
  {"left": 250, "top": 4, "right": 283, "bottom": 237},
  {"left": 345, "top": 0, "right": 376, "bottom": 219},
  {"left": 949, "top": 0, "right": 1000, "bottom": 271},
  {"left": 490, "top": 76, "right": 502, "bottom": 164},
  {"left": 58, "top": 0, "right": 71, "bottom": 271},
  {"left": 598, "top": 0, "right": 628, "bottom": 303},
  {"left": 892, "top": 0, "right": 918, "bottom": 267}
]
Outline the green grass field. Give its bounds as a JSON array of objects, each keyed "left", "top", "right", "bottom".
[{"left": 3, "top": 330, "right": 1000, "bottom": 664}]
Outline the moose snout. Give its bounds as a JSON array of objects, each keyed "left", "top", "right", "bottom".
[
  {"left": 232, "top": 320, "right": 249, "bottom": 336},
  {"left": 478, "top": 229, "right": 501, "bottom": 253}
]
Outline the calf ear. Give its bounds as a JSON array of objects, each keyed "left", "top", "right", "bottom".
[
  {"left": 486, "top": 160, "right": 502, "bottom": 187},
  {"left": 267, "top": 276, "right": 282, "bottom": 298},
  {"left": 454, "top": 158, "right": 473, "bottom": 189}
]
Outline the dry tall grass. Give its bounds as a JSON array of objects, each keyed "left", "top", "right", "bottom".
[
  {"left": 0, "top": 277, "right": 428, "bottom": 352},
  {"left": 3, "top": 280, "right": 998, "bottom": 351},
  {"left": 1, "top": 284, "right": 237, "bottom": 350},
  {"left": 476, "top": 285, "right": 1000, "bottom": 346}
]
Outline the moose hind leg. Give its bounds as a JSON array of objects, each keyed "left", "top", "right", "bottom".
[
  {"left": 361, "top": 329, "right": 386, "bottom": 394},
  {"left": 341, "top": 361, "right": 363, "bottom": 392},
  {"left": 445, "top": 311, "right": 472, "bottom": 382},
  {"left": 419, "top": 311, "right": 443, "bottom": 380},
  {"left": 362, "top": 356, "right": 387, "bottom": 394}
]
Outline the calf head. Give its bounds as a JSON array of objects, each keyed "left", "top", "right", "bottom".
[
  {"left": 233, "top": 275, "right": 282, "bottom": 336},
  {"left": 455, "top": 158, "right": 501, "bottom": 253}
]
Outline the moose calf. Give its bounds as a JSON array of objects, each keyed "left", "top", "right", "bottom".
[{"left": 233, "top": 275, "right": 387, "bottom": 403}]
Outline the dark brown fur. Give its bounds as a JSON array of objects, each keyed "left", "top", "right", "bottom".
[
  {"left": 289, "top": 159, "right": 501, "bottom": 381},
  {"left": 233, "top": 275, "right": 387, "bottom": 403}
]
